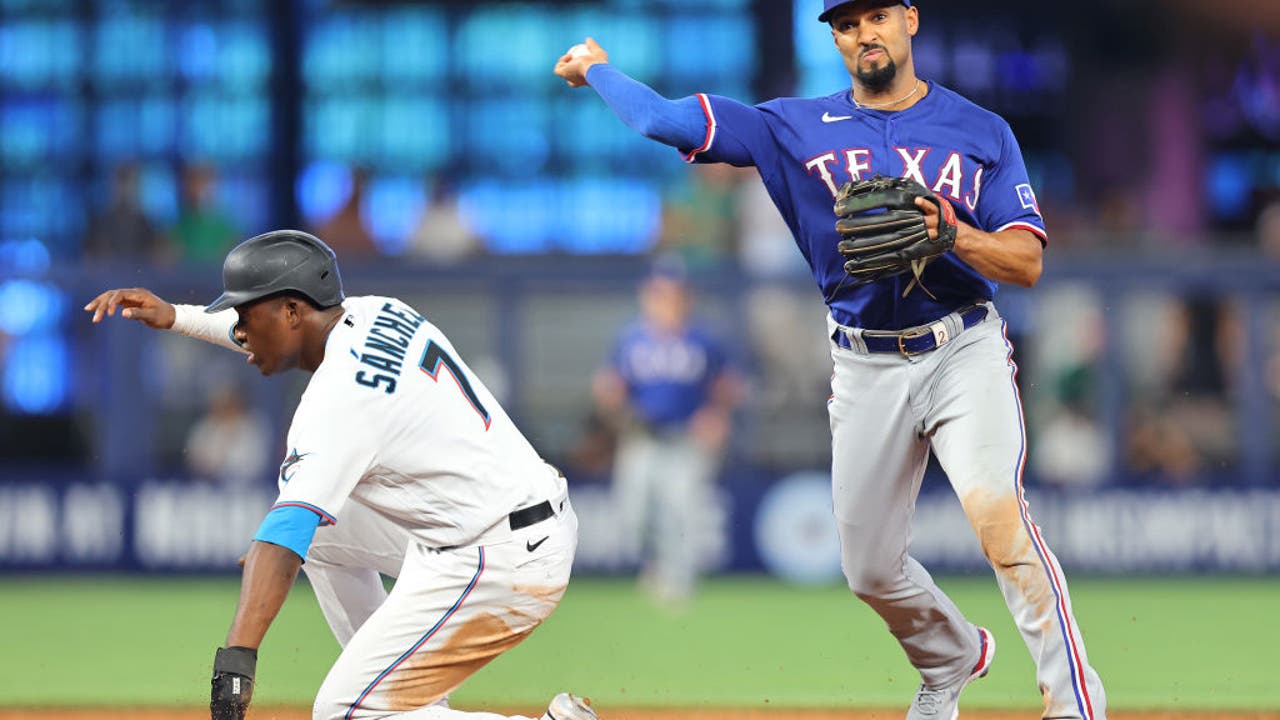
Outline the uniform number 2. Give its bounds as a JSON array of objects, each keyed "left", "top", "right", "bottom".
[{"left": 419, "top": 340, "right": 492, "bottom": 430}]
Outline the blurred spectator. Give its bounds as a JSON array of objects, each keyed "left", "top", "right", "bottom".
[
  {"left": 656, "top": 163, "right": 747, "bottom": 272},
  {"left": 183, "top": 383, "right": 272, "bottom": 489},
  {"left": 1125, "top": 295, "right": 1238, "bottom": 485},
  {"left": 1034, "top": 364, "right": 1109, "bottom": 489},
  {"left": 1027, "top": 286, "right": 1109, "bottom": 489},
  {"left": 82, "top": 163, "right": 171, "bottom": 264},
  {"left": 172, "top": 164, "right": 240, "bottom": 265},
  {"left": 1126, "top": 404, "right": 1201, "bottom": 483},
  {"left": 406, "top": 178, "right": 480, "bottom": 264},
  {"left": 314, "top": 166, "right": 379, "bottom": 259},
  {"left": 593, "top": 263, "right": 740, "bottom": 608}
]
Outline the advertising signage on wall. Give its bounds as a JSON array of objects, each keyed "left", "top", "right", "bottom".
[{"left": 3, "top": 476, "right": 1280, "bottom": 575}]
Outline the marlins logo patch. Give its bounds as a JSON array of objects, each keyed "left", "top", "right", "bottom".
[
  {"left": 1015, "top": 183, "right": 1040, "bottom": 214},
  {"left": 279, "top": 449, "right": 310, "bottom": 484}
]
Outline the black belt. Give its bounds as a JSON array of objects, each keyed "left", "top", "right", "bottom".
[
  {"left": 833, "top": 304, "right": 988, "bottom": 356},
  {"left": 509, "top": 500, "right": 556, "bottom": 530}
]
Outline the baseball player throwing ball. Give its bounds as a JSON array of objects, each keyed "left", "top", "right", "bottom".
[
  {"left": 85, "top": 230, "right": 598, "bottom": 720},
  {"left": 555, "top": 2, "right": 1107, "bottom": 718}
]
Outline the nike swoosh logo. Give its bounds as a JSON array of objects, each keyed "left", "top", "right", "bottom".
[
  {"left": 822, "top": 112, "right": 854, "bottom": 123},
  {"left": 526, "top": 535, "right": 550, "bottom": 552}
]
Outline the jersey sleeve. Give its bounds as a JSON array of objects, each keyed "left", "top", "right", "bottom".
[
  {"left": 252, "top": 504, "right": 322, "bottom": 561},
  {"left": 270, "top": 381, "right": 378, "bottom": 526},
  {"left": 170, "top": 304, "right": 245, "bottom": 354},
  {"left": 973, "top": 122, "right": 1047, "bottom": 243},
  {"left": 582, "top": 64, "right": 772, "bottom": 169},
  {"left": 681, "top": 94, "right": 776, "bottom": 168},
  {"left": 584, "top": 64, "right": 713, "bottom": 153}
]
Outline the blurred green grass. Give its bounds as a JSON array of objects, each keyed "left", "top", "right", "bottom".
[{"left": 0, "top": 575, "right": 1275, "bottom": 710}]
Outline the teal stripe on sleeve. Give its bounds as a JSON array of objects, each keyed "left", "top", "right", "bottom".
[{"left": 253, "top": 505, "right": 323, "bottom": 561}]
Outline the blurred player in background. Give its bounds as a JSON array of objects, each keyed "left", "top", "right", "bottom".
[
  {"left": 556, "top": 1, "right": 1107, "bottom": 718},
  {"left": 172, "top": 163, "right": 240, "bottom": 265},
  {"left": 183, "top": 382, "right": 273, "bottom": 489},
  {"left": 85, "top": 230, "right": 597, "bottom": 720},
  {"left": 593, "top": 263, "right": 740, "bottom": 608},
  {"left": 82, "top": 162, "right": 172, "bottom": 265}
]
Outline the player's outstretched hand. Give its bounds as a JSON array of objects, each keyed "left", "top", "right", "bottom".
[
  {"left": 554, "top": 37, "right": 608, "bottom": 88},
  {"left": 84, "top": 288, "right": 177, "bottom": 329}
]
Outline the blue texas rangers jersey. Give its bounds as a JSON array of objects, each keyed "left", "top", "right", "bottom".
[
  {"left": 683, "top": 83, "right": 1045, "bottom": 330},
  {"left": 610, "top": 320, "right": 728, "bottom": 430}
]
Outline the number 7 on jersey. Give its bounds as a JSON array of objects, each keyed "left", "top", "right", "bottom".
[{"left": 419, "top": 340, "right": 492, "bottom": 430}]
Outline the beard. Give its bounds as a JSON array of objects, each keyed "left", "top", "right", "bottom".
[{"left": 855, "top": 53, "right": 897, "bottom": 92}]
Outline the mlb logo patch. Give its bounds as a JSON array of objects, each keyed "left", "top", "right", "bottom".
[{"left": 1016, "top": 184, "right": 1040, "bottom": 214}]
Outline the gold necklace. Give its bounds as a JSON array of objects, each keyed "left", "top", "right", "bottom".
[{"left": 853, "top": 80, "right": 921, "bottom": 110}]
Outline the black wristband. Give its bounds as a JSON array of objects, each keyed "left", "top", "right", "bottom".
[{"left": 213, "top": 646, "right": 258, "bottom": 680}]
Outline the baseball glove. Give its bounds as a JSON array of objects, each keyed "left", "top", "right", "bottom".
[{"left": 832, "top": 174, "right": 958, "bottom": 294}]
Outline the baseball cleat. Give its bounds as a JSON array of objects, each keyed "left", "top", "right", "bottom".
[
  {"left": 543, "top": 692, "right": 599, "bottom": 720},
  {"left": 905, "top": 626, "right": 995, "bottom": 720}
]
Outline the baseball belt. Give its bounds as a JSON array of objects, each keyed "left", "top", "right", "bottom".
[
  {"left": 832, "top": 303, "right": 989, "bottom": 356},
  {"left": 509, "top": 499, "right": 561, "bottom": 530}
]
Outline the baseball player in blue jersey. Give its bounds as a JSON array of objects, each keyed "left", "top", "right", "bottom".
[
  {"left": 556, "top": 1, "right": 1107, "bottom": 718},
  {"left": 594, "top": 267, "right": 739, "bottom": 607}
]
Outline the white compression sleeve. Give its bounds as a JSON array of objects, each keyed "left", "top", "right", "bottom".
[{"left": 170, "top": 303, "right": 245, "bottom": 354}]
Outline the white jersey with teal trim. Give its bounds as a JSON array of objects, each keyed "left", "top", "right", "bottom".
[
  {"left": 173, "top": 294, "right": 579, "bottom": 719},
  {"left": 175, "top": 295, "right": 564, "bottom": 549},
  {"left": 279, "top": 295, "right": 562, "bottom": 549}
]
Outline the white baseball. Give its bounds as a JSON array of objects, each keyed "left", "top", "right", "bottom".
[{"left": 567, "top": 43, "right": 590, "bottom": 58}]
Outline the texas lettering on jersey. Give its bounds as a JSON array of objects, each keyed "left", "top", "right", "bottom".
[
  {"left": 620, "top": 338, "right": 709, "bottom": 384},
  {"left": 683, "top": 83, "right": 1047, "bottom": 329},
  {"left": 805, "top": 146, "right": 984, "bottom": 209},
  {"left": 611, "top": 321, "right": 728, "bottom": 428}
]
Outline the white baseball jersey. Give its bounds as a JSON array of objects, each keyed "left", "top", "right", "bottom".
[
  {"left": 173, "top": 295, "right": 565, "bottom": 548},
  {"left": 174, "top": 295, "right": 580, "bottom": 719}
]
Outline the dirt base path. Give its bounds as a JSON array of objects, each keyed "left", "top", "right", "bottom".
[{"left": 4, "top": 709, "right": 1277, "bottom": 720}]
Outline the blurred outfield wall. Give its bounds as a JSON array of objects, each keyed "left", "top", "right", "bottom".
[
  {"left": 3, "top": 478, "right": 1280, "bottom": 575},
  {"left": 3, "top": 258, "right": 1280, "bottom": 576}
]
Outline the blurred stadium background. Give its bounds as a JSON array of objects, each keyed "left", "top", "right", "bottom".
[{"left": 2, "top": 0, "right": 1280, "bottom": 713}]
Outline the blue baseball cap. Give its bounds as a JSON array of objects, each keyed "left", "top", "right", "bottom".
[{"left": 819, "top": 0, "right": 910, "bottom": 23}]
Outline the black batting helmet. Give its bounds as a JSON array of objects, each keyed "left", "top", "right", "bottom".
[{"left": 205, "top": 229, "right": 345, "bottom": 313}]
